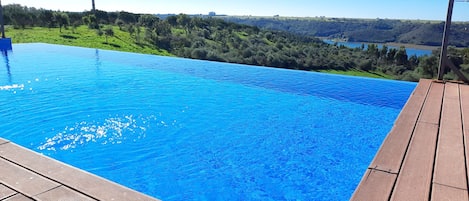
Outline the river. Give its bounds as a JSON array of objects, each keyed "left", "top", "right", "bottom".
[{"left": 323, "top": 40, "right": 434, "bottom": 57}]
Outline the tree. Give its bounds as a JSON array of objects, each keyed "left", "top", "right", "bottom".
[
  {"left": 54, "top": 12, "right": 70, "bottom": 33},
  {"left": 419, "top": 56, "right": 438, "bottom": 78},
  {"left": 367, "top": 44, "right": 379, "bottom": 58},
  {"left": 103, "top": 26, "right": 114, "bottom": 43},
  {"left": 154, "top": 21, "right": 172, "bottom": 36},
  {"left": 394, "top": 46, "right": 408, "bottom": 66},
  {"left": 117, "top": 11, "right": 136, "bottom": 24},
  {"left": 127, "top": 23, "right": 135, "bottom": 36},
  {"left": 177, "top": 14, "right": 192, "bottom": 34},
  {"left": 387, "top": 48, "right": 397, "bottom": 63},
  {"left": 38, "top": 9, "right": 54, "bottom": 28},
  {"left": 11, "top": 11, "right": 32, "bottom": 29},
  {"left": 115, "top": 19, "right": 125, "bottom": 30},
  {"left": 380, "top": 45, "right": 388, "bottom": 59},
  {"left": 166, "top": 15, "right": 178, "bottom": 26},
  {"left": 94, "top": 10, "right": 109, "bottom": 24},
  {"left": 138, "top": 14, "right": 159, "bottom": 28},
  {"left": 83, "top": 14, "right": 97, "bottom": 29}
]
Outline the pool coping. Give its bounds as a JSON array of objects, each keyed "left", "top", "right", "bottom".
[
  {"left": 352, "top": 79, "right": 469, "bottom": 200},
  {"left": 0, "top": 137, "right": 160, "bottom": 200}
]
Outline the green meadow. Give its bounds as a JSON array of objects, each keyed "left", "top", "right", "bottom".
[{"left": 5, "top": 25, "right": 171, "bottom": 56}]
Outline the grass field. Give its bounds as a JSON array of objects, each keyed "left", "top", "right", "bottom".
[
  {"left": 317, "top": 69, "right": 393, "bottom": 79},
  {"left": 5, "top": 25, "right": 394, "bottom": 79},
  {"left": 5, "top": 25, "right": 171, "bottom": 56}
]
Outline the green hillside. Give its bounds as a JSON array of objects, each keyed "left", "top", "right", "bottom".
[
  {"left": 5, "top": 26, "right": 171, "bottom": 56},
  {"left": 2, "top": 4, "right": 469, "bottom": 81},
  {"left": 222, "top": 16, "right": 469, "bottom": 47}
]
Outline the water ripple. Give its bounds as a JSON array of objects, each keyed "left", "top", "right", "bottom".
[
  {"left": 38, "top": 114, "right": 157, "bottom": 151},
  {"left": 0, "top": 84, "right": 24, "bottom": 91}
]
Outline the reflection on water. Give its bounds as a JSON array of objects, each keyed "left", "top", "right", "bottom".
[
  {"left": 1, "top": 49, "right": 11, "bottom": 83},
  {"left": 95, "top": 49, "right": 101, "bottom": 70}
]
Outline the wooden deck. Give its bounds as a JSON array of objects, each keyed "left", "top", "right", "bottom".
[
  {"left": 0, "top": 138, "right": 159, "bottom": 201},
  {"left": 352, "top": 79, "right": 469, "bottom": 200}
]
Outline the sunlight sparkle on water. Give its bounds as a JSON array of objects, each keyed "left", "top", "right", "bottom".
[{"left": 38, "top": 114, "right": 158, "bottom": 151}]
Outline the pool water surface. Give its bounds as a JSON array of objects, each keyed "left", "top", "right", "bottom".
[{"left": 0, "top": 44, "right": 416, "bottom": 200}]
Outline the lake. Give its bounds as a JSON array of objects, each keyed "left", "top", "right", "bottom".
[{"left": 323, "top": 40, "right": 434, "bottom": 57}]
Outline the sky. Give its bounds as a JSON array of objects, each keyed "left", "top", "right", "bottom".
[{"left": 1, "top": 0, "right": 469, "bottom": 21}]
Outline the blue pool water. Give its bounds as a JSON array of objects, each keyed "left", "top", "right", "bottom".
[{"left": 0, "top": 44, "right": 416, "bottom": 200}]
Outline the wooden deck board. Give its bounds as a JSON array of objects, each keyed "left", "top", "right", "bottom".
[
  {"left": 352, "top": 80, "right": 433, "bottom": 200},
  {"left": 433, "top": 83, "right": 467, "bottom": 190},
  {"left": 0, "top": 159, "right": 60, "bottom": 197},
  {"left": 0, "top": 184, "right": 16, "bottom": 199},
  {"left": 390, "top": 123, "right": 438, "bottom": 201},
  {"left": 368, "top": 79, "right": 432, "bottom": 173},
  {"left": 350, "top": 169, "right": 397, "bottom": 201},
  {"left": 7, "top": 194, "right": 34, "bottom": 201},
  {"left": 0, "top": 140, "right": 159, "bottom": 201},
  {"left": 460, "top": 84, "right": 469, "bottom": 187},
  {"left": 431, "top": 183, "right": 469, "bottom": 201},
  {"left": 389, "top": 82, "right": 443, "bottom": 200},
  {"left": 33, "top": 186, "right": 96, "bottom": 201},
  {"left": 417, "top": 82, "right": 444, "bottom": 125},
  {"left": 353, "top": 79, "right": 469, "bottom": 201}
]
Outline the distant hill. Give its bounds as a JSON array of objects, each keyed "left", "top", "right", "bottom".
[
  {"left": 220, "top": 16, "right": 469, "bottom": 47},
  {"left": 3, "top": 3, "right": 469, "bottom": 81}
]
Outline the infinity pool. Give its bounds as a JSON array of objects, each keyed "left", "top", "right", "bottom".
[{"left": 0, "top": 44, "right": 416, "bottom": 200}]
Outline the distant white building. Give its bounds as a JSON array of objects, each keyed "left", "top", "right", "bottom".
[{"left": 209, "top": 12, "right": 216, "bottom": 16}]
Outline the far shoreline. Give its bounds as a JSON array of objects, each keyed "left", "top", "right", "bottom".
[
  {"left": 320, "top": 38, "right": 440, "bottom": 51},
  {"left": 384, "top": 42, "right": 439, "bottom": 51}
]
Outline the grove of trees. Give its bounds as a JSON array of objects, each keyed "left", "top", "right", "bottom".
[
  {"left": 2, "top": 4, "right": 469, "bottom": 81},
  {"left": 224, "top": 16, "right": 469, "bottom": 47}
]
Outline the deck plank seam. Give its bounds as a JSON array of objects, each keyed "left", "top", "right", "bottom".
[
  {"left": 0, "top": 152, "right": 98, "bottom": 200},
  {"left": 366, "top": 79, "right": 432, "bottom": 172},
  {"left": 0, "top": 140, "right": 9, "bottom": 146},
  {"left": 1, "top": 193, "right": 21, "bottom": 200},
  {"left": 386, "top": 80, "right": 435, "bottom": 199},
  {"left": 0, "top": 183, "right": 21, "bottom": 200},
  {"left": 0, "top": 165, "right": 59, "bottom": 200},
  {"left": 32, "top": 185, "right": 62, "bottom": 198},
  {"left": 428, "top": 82, "right": 446, "bottom": 201},
  {"left": 433, "top": 182, "right": 468, "bottom": 191},
  {"left": 415, "top": 121, "right": 439, "bottom": 126},
  {"left": 31, "top": 185, "right": 98, "bottom": 201},
  {"left": 0, "top": 182, "right": 36, "bottom": 200},
  {"left": 458, "top": 84, "right": 469, "bottom": 195},
  {"left": 366, "top": 167, "right": 399, "bottom": 175}
]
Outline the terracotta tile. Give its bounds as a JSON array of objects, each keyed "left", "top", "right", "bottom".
[
  {"left": 0, "top": 184, "right": 17, "bottom": 199},
  {"left": 34, "top": 186, "right": 96, "bottom": 201},
  {"left": 0, "top": 159, "right": 60, "bottom": 197}
]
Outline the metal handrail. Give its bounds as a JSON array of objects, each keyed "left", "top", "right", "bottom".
[{"left": 437, "top": 0, "right": 469, "bottom": 83}]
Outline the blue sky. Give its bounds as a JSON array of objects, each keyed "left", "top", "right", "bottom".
[{"left": 2, "top": 0, "right": 469, "bottom": 21}]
